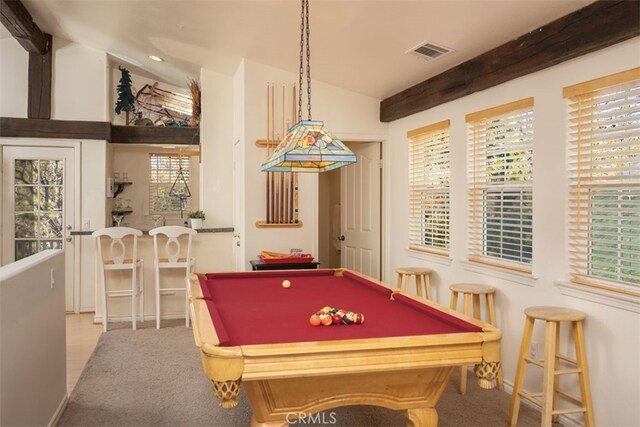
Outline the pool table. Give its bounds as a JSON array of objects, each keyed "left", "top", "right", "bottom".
[{"left": 188, "top": 269, "right": 501, "bottom": 426}]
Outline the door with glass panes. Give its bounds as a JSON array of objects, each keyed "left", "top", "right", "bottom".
[{"left": 2, "top": 146, "right": 76, "bottom": 311}]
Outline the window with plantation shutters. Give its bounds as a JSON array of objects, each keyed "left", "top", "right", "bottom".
[
  {"left": 408, "top": 120, "right": 450, "bottom": 255},
  {"left": 563, "top": 68, "right": 640, "bottom": 292},
  {"left": 466, "top": 98, "right": 534, "bottom": 272},
  {"left": 148, "top": 154, "right": 191, "bottom": 214}
]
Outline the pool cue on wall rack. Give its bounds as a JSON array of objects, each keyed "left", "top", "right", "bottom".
[{"left": 266, "top": 83, "right": 271, "bottom": 224}]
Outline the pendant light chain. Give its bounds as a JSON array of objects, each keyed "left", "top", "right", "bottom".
[
  {"left": 305, "top": 0, "right": 312, "bottom": 121},
  {"left": 297, "top": 0, "right": 312, "bottom": 122},
  {"left": 298, "top": 0, "right": 305, "bottom": 122}
]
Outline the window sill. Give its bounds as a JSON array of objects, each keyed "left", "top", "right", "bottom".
[
  {"left": 461, "top": 259, "right": 538, "bottom": 287},
  {"left": 406, "top": 248, "right": 453, "bottom": 267},
  {"left": 555, "top": 280, "right": 640, "bottom": 313}
]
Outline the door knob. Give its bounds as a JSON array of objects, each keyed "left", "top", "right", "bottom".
[
  {"left": 65, "top": 236, "right": 72, "bottom": 242},
  {"left": 338, "top": 235, "right": 345, "bottom": 241}
]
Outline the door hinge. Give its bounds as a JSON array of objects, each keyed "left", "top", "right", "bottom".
[{"left": 378, "top": 159, "right": 383, "bottom": 169}]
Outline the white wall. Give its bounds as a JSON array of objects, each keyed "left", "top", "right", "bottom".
[
  {"left": 200, "top": 68, "right": 234, "bottom": 227},
  {"left": 0, "top": 250, "right": 67, "bottom": 427},
  {"left": 0, "top": 38, "right": 28, "bottom": 117},
  {"left": 386, "top": 37, "right": 640, "bottom": 427},
  {"left": 241, "top": 60, "right": 387, "bottom": 270},
  {"left": 52, "top": 39, "right": 108, "bottom": 121}
]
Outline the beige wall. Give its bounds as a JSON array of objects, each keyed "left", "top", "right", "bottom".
[
  {"left": 0, "top": 38, "right": 28, "bottom": 117},
  {"left": 386, "top": 37, "right": 640, "bottom": 427},
  {"left": 52, "top": 39, "right": 108, "bottom": 121},
  {"left": 0, "top": 250, "right": 67, "bottom": 426}
]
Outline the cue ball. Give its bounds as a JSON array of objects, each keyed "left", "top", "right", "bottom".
[{"left": 282, "top": 280, "right": 291, "bottom": 288}]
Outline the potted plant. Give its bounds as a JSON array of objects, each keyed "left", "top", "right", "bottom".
[{"left": 187, "top": 210, "right": 205, "bottom": 229}]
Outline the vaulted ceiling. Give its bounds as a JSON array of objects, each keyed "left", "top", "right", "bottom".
[{"left": 9, "top": 0, "right": 595, "bottom": 99}]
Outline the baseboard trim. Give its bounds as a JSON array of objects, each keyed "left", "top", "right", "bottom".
[{"left": 48, "top": 393, "right": 68, "bottom": 427}]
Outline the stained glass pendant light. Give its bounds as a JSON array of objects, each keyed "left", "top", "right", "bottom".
[{"left": 261, "top": 0, "right": 356, "bottom": 173}]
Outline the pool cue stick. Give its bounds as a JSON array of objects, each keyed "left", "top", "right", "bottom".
[
  {"left": 294, "top": 172, "right": 299, "bottom": 223},
  {"left": 272, "top": 84, "right": 279, "bottom": 223},
  {"left": 266, "top": 84, "right": 271, "bottom": 224},
  {"left": 278, "top": 172, "right": 284, "bottom": 223},
  {"left": 290, "top": 172, "right": 294, "bottom": 222},
  {"left": 281, "top": 84, "right": 288, "bottom": 223}
]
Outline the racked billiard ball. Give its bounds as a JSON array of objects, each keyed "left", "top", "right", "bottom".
[
  {"left": 332, "top": 314, "right": 343, "bottom": 325},
  {"left": 320, "top": 314, "right": 333, "bottom": 326}
]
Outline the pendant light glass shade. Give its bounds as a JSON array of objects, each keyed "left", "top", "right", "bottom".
[
  {"left": 261, "top": 0, "right": 356, "bottom": 173},
  {"left": 261, "top": 120, "right": 356, "bottom": 172}
]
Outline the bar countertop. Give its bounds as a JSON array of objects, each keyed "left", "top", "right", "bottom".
[{"left": 70, "top": 227, "right": 234, "bottom": 236}]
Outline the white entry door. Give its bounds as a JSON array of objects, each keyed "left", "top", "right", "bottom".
[
  {"left": 340, "top": 141, "right": 381, "bottom": 279},
  {"left": 2, "top": 146, "right": 76, "bottom": 311}
]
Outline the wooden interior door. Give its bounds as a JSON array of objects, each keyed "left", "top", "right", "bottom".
[
  {"left": 2, "top": 146, "right": 76, "bottom": 311},
  {"left": 340, "top": 141, "right": 381, "bottom": 279}
]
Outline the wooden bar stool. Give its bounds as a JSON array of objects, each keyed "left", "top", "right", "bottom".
[
  {"left": 395, "top": 267, "right": 433, "bottom": 300},
  {"left": 449, "top": 283, "right": 503, "bottom": 393},
  {"left": 509, "top": 306, "right": 594, "bottom": 427}
]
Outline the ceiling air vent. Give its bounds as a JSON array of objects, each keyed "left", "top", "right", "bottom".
[{"left": 406, "top": 41, "right": 453, "bottom": 61}]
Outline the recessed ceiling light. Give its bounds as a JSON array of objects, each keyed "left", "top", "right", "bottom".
[{"left": 149, "top": 55, "right": 164, "bottom": 62}]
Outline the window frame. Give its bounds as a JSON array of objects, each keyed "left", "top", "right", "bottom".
[
  {"left": 407, "top": 120, "right": 451, "bottom": 256},
  {"left": 563, "top": 67, "right": 640, "bottom": 296},
  {"left": 466, "top": 97, "right": 535, "bottom": 273},
  {"left": 147, "top": 153, "right": 193, "bottom": 216}
]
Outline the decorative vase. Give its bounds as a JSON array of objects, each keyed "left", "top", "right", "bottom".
[{"left": 189, "top": 218, "right": 203, "bottom": 229}]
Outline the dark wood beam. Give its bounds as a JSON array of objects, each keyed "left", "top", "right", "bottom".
[
  {"left": 0, "top": 117, "right": 111, "bottom": 140},
  {"left": 0, "top": 0, "right": 49, "bottom": 54},
  {"left": 0, "top": 117, "right": 201, "bottom": 144},
  {"left": 380, "top": 0, "right": 640, "bottom": 122},
  {"left": 111, "top": 125, "right": 200, "bottom": 145},
  {"left": 28, "top": 33, "right": 52, "bottom": 119}
]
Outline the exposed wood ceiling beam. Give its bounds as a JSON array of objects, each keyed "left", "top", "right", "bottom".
[
  {"left": 28, "top": 33, "right": 52, "bottom": 119},
  {"left": 0, "top": 117, "right": 201, "bottom": 145},
  {"left": 111, "top": 125, "right": 200, "bottom": 145},
  {"left": 0, "top": 117, "right": 111, "bottom": 140},
  {"left": 0, "top": 0, "right": 50, "bottom": 54},
  {"left": 380, "top": 0, "right": 640, "bottom": 122}
]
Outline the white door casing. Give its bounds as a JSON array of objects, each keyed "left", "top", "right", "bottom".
[
  {"left": 233, "top": 139, "right": 244, "bottom": 270},
  {"left": 340, "top": 141, "right": 381, "bottom": 279},
  {"left": 2, "top": 146, "right": 76, "bottom": 311}
]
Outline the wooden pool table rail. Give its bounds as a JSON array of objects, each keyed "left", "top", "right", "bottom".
[{"left": 188, "top": 271, "right": 501, "bottom": 426}]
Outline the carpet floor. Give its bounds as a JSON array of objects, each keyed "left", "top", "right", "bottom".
[{"left": 58, "top": 321, "right": 543, "bottom": 427}]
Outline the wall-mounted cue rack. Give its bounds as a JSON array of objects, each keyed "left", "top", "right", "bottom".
[{"left": 255, "top": 82, "right": 302, "bottom": 228}]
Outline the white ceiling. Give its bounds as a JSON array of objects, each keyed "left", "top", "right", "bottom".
[{"left": 13, "top": 0, "right": 593, "bottom": 99}]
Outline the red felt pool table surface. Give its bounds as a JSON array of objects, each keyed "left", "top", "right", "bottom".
[{"left": 197, "top": 269, "right": 481, "bottom": 346}]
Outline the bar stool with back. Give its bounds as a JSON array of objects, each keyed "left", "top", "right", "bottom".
[
  {"left": 92, "top": 227, "right": 145, "bottom": 332},
  {"left": 149, "top": 226, "right": 197, "bottom": 329}
]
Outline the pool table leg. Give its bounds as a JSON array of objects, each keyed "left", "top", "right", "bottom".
[{"left": 406, "top": 407, "right": 438, "bottom": 426}]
